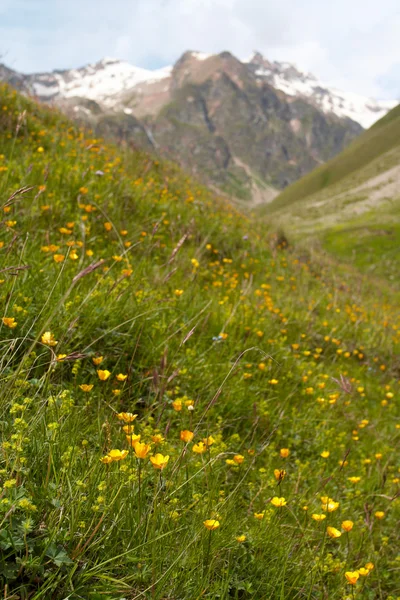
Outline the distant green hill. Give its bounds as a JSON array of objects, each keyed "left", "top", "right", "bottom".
[
  {"left": 265, "top": 103, "right": 400, "bottom": 213},
  {"left": 259, "top": 103, "right": 400, "bottom": 286}
]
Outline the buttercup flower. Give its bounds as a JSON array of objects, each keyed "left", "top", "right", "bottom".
[
  {"left": 374, "top": 511, "right": 385, "bottom": 519},
  {"left": 274, "top": 469, "right": 286, "bottom": 482},
  {"left": 117, "top": 412, "right": 137, "bottom": 423},
  {"left": 133, "top": 441, "right": 151, "bottom": 459},
  {"left": 92, "top": 356, "right": 104, "bottom": 365},
  {"left": 236, "top": 535, "right": 246, "bottom": 543},
  {"left": 327, "top": 526, "right": 342, "bottom": 539},
  {"left": 193, "top": 442, "right": 207, "bottom": 454},
  {"left": 2, "top": 317, "right": 17, "bottom": 328},
  {"left": 345, "top": 571, "right": 359, "bottom": 585},
  {"left": 280, "top": 448, "right": 290, "bottom": 458},
  {"left": 150, "top": 453, "right": 169, "bottom": 470},
  {"left": 311, "top": 514, "right": 326, "bottom": 522},
  {"left": 341, "top": 520, "right": 354, "bottom": 532},
  {"left": 107, "top": 449, "right": 128, "bottom": 461},
  {"left": 203, "top": 519, "right": 220, "bottom": 531},
  {"left": 116, "top": 373, "right": 128, "bottom": 381},
  {"left": 97, "top": 369, "right": 111, "bottom": 381},
  {"left": 271, "top": 496, "right": 287, "bottom": 507},
  {"left": 41, "top": 331, "right": 58, "bottom": 346},
  {"left": 233, "top": 454, "right": 244, "bottom": 464},
  {"left": 180, "top": 430, "right": 194, "bottom": 443},
  {"left": 79, "top": 384, "right": 94, "bottom": 392}
]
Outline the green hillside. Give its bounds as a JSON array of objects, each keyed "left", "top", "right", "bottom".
[
  {"left": 0, "top": 84, "right": 399, "bottom": 599},
  {"left": 265, "top": 103, "right": 400, "bottom": 212}
]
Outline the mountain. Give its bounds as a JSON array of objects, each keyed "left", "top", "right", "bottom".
[
  {"left": 246, "top": 52, "right": 397, "bottom": 129},
  {"left": 261, "top": 103, "right": 400, "bottom": 285},
  {"left": 3, "top": 51, "right": 394, "bottom": 202}
]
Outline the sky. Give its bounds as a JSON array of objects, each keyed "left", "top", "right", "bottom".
[{"left": 1, "top": 0, "right": 399, "bottom": 100}]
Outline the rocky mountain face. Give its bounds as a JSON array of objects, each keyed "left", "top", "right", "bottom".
[{"left": 2, "top": 51, "right": 394, "bottom": 203}]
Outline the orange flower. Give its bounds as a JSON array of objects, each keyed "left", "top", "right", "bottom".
[
  {"left": 233, "top": 454, "right": 244, "bottom": 464},
  {"left": 279, "top": 448, "right": 290, "bottom": 458},
  {"left": 180, "top": 430, "right": 194, "bottom": 443},
  {"left": 274, "top": 469, "right": 286, "bottom": 482},
  {"left": 341, "top": 520, "right": 354, "bottom": 532},
  {"left": 2, "top": 317, "right": 17, "bottom": 329}
]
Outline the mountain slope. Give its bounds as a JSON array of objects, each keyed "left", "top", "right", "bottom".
[
  {"left": 0, "top": 52, "right": 367, "bottom": 203},
  {"left": 1, "top": 81, "right": 400, "bottom": 599}
]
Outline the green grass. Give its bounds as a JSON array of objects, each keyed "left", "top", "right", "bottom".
[
  {"left": 264, "top": 103, "right": 400, "bottom": 213},
  {"left": 0, "top": 84, "right": 400, "bottom": 599}
]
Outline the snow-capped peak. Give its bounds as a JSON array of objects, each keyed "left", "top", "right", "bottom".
[
  {"left": 247, "top": 52, "right": 397, "bottom": 128},
  {"left": 29, "top": 57, "right": 172, "bottom": 107}
]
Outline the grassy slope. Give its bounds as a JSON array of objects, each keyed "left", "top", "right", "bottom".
[{"left": 0, "top": 84, "right": 400, "bottom": 599}]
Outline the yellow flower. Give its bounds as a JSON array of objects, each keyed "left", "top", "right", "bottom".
[
  {"left": 79, "top": 384, "right": 94, "bottom": 392},
  {"left": 133, "top": 441, "right": 151, "bottom": 459},
  {"left": 117, "top": 412, "right": 137, "bottom": 423},
  {"left": 175, "top": 289, "right": 184, "bottom": 296},
  {"left": 347, "top": 476, "right": 361, "bottom": 484},
  {"left": 172, "top": 399, "right": 182, "bottom": 411},
  {"left": 203, "top": 436, "right": 215, "bottom": 447},
  {"left": 150, "top": 453, "right": 169, "bottom": 470},
  {"left": 97, "top": 369, "right": 111, "bottom": 381},
  {"left": 116, "top": 373, "right": 128, "bottom": 381},
  {"left": 41, "top": 331, "right": 58, "bottom": 346},
  {"left": 126, "top": 434, "right": 141, "bottom": 446},
  {"left": 192, "top": 442, "right": 207, "bottom": 454},
  {"left": 274, "top": 469, "right": 286, "bottom": 482},
  {"left": 104, "top": 222, "right": 112, "bottom": 232},
  {"left": 236, "top": 535, "right": 246, "bottom": 543},
  {"left": 203, "top": 519, "right": 220, "bottom": 531},
  {"left": 191, "top": 258, "right": 199, "bottom": 269},
  {"left": 341, "top": 520, "right": 354, "bottom": 532},
  {"left": 311, "top": 514, "right": 326, "bottom": 522},
  {"left": 326, "top": 526, "right": 342, "bottom": 539},
  {"left": 322, "top": 499, "right": 339, "bottom": 512},
  {"left": 233, "top": 454, "right": 244, "bottom": 464},
  {"left": 345, "top": 571, "right": 359, "bottom": 585},
  {"left": 100, "top": 456, "right": 113, "bottom": 464},
  {"left": 2, "top": 317, "right": 17, "bottom": 329},
  {"left": 374, "top": 511, "right": 385, "bottom": 519},
  {"left": 320, "top": 451, "right": 330, "bottom": 458},
  {"left": 358, "top": 568, "right": 370, "bottom": 576},
  {"left": 254, "top": 512, "right": 265, "bottom": 520},
  {"left": 151, "top": 434, "right": 165, "bottom": 444},
  {"left": 271, "top": 496, "right": 287, "bottom": 507},
  {"left": 279, "top": 448, "right": 290, "bottom": 458},
  {"left": 122, "top": 269, "right": 133, "bottom": 277},
  {"left": 365, "top": 562, "right": 374, "bottom": 571},
  {"left": 57, "top": 354, "right": 67, "bottom": 361},
  {"left": 92, "top": 356, "right": 104, "bottom": 365},
  {"left": 180, "top": 430, "right": 194, "bottom": 443},
  {"left": 53, "top": 254, "right": 65, "bottom": 263},
  {"left": 122, "top": 424, "right": 135, "bottom": 434},
  {"left": 107, "top": 449, "right": 128, "bottom": 461}
]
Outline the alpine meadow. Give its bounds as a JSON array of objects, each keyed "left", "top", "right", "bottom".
[{"left": 0, "top": 72, "right": 399, "bottom": 600}]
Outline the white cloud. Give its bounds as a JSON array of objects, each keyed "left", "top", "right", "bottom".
[{"left": 0, "top": 0, "right": 399, "bottom": 99}]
